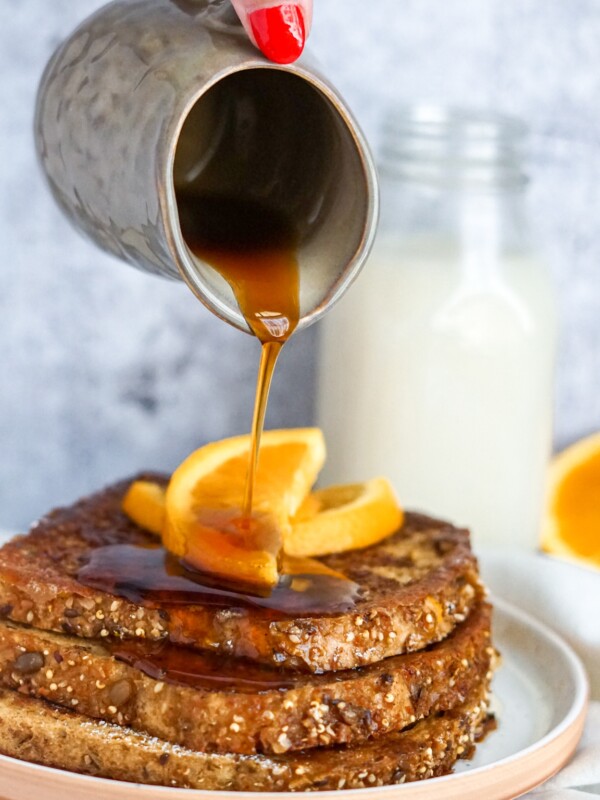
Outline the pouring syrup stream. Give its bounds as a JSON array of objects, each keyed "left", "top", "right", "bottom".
[{"left": 177, "top": 192, "right": 300, "bottom": 522}]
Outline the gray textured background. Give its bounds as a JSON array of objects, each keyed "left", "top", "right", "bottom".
[{"left": 1, "top": 0, "right": 599, "bottom": 529}]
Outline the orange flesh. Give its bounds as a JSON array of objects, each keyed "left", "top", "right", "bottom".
[
  {"left": 553, "top": 451, "right": 600, "bottom": 557},
  {"left": 183, "top": 509, "right": 280, "bottom": 589},
  {"left": 190, "top": 443, "right": 307, "bottom": 513},
  {"left": 315, "top": 484, "right": 363, "bottom": 510},
  {"left": 181, "top": 444, "right": 308, "bottom": 590}
]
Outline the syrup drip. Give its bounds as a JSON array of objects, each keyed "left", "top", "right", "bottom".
[{"left": 107, "top": 638, "right": 299, "bottom": 692}]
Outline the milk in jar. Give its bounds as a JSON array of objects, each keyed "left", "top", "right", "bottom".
[{"left": 317, "top": 108, "right": 557, "bottom": 550}]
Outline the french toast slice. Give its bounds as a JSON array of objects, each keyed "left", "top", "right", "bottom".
[
  {"left": 0, "top": 475, "right": 483, "bottom": 672},
  {"left": 0, "top": 680, "right": 491, "bottom": 791},
  {"left": 0, "top": 603, "right": 493, "bottom": 755}
]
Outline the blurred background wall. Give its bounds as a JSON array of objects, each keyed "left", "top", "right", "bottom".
[{"left": 1, "top": 0, "right": 599, "bottom": 528}]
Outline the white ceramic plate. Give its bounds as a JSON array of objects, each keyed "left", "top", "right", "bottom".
[{"left": 0, "top": 597, "right": 589, "bottom": 800}]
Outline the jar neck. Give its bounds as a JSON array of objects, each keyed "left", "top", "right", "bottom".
[{"left": 379, "top": 106, "right": 528, "bottom": 193}]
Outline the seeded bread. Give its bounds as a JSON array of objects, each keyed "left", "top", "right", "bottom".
[
  {"left": 0, "top": 680, "right": 491, "bottom": 791},
  {"left": 0, "top": 476, "right": 483, "bottom": 672},
  {"left": 0, "top": 602, "right": 493, "bottom": 756}
]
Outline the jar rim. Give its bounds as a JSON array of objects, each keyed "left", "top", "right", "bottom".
[
  {"left": 380, "top": 105, "right": 529, "bottom": 189},
  {"left": 383, "top": 105, "right": 527, "bottom": 141}
]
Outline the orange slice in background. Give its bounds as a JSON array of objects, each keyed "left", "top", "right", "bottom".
[
  {"left": 163, "top": 428, "right": 326, "bottom": 589},
  {"left": 541, "top": 432, "right": 600, "bottom": 569},
  {"left": 286, "top": 477, "right": 403, "bottom": 557}
]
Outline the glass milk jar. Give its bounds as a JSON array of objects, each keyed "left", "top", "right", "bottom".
[{"left": 317, "top": 107, "right": 557, "bottom": 550}]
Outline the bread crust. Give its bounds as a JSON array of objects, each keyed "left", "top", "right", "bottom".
[
  {"left": 0, "top": 682, "right": 491, "bottom": 791},
  {"left": 0, "top": 476, "right": 483, "bottom": 672}
]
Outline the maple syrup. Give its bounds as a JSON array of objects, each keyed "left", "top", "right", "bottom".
[
  {"left": 107, "top": 636, "right": 300, "bottom": 692},
  {"left": 177, "top": 193, "right": 300, "bottom": 345},
  {"left": 78, "top": 543, "right": 360, "bottom": 617}
]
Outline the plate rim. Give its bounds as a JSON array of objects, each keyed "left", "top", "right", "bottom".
[{"left": 0, "top": 595, "right": 589, "bottom": 799}]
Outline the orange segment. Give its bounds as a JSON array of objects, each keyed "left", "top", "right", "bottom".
[
  {"left": 163, "top": 428, "right": 326, "bottom": 589},
  {"left": 541, "top": 433, "right": 600, "bottom": 569},
  {"left": 286, "top": 477, "right": 403, "bottom": 558},
  {"left": 180, "top": 508, "right": 283, "bottom": 590},
  {"left": 122, "top": 481, "right": 166, "bottom": 536}
]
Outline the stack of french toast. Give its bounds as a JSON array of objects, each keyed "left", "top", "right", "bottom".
[{"left": 0, "top": 476, "right": 495, "bottom": 791}]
